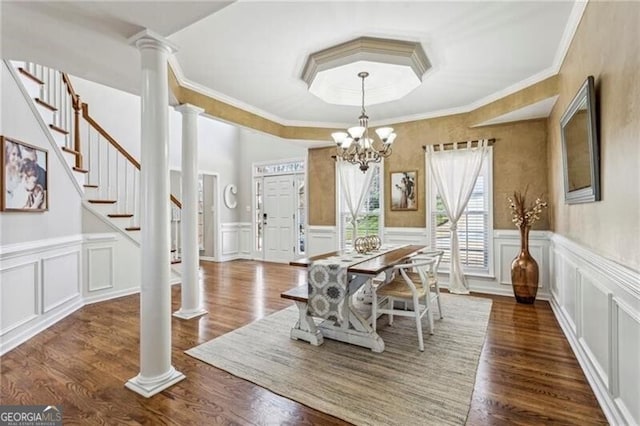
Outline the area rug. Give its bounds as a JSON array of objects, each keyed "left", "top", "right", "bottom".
[{"left": 186, "top": 293, "right": 492, "bottom": 426}]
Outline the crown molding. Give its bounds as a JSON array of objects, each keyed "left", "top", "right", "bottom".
[{"left": 168, "top": 2, "right": 587, "bottom": 132}]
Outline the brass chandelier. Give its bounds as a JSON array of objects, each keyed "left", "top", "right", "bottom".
[{"left": 331, "top": 72, "right": 397, "bottom": 172}]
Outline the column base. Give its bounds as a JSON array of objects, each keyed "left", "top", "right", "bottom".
[
  {"left": 173, "top": 308, "right": 208, "bottom": 320},
  {"left": 125, "top": 366, "right": 185, "bottom": 398}
]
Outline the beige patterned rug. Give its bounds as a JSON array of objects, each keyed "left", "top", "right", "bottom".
[{"left": 186, "top": 293, "right": 492, "bottom": 426}]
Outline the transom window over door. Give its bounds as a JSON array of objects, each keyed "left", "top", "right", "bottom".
[
  {"left": 338, "top": 163, "right": 382, "bottom": 249},
  {"left": 428, "top": 148, "right": 493, "bottom": 275}
]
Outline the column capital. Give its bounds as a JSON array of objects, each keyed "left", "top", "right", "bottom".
[
  {"left": 128, "top": 29, "right": 178, "bottom": 54},
  {"left": 174, "top": 103, "right": 205, "bottom": 116}
]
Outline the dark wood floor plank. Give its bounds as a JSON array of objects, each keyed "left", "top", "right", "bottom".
[{"left": 0, "top": 260, "right": 606, "bottom": 425}]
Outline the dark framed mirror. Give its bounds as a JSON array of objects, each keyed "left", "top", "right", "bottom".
[{"left": 560, "top": 75, "right": 600, "bottom": 204}]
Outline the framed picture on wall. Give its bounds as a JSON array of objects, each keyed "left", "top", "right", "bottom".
[
  {"left": 1, "top": 136, "right": 48, "bottom": 212},
  {"left": 390, "top": 170, "right": 417, "bottom": 211}
]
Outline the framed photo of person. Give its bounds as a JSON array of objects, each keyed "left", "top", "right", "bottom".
[
  {"left": 390, "top": 170, "right": 417, "bottom": 211},
  {"left": 1, "top": 136, "right": 48, "bottom": 212}
]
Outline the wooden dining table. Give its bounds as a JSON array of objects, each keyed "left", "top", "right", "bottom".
[{"left": 288, "top": 245, "right": 427, "bottom": 352}]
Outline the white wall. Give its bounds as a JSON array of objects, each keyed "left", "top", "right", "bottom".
[
  {"left": 70, "top": 75, "right": 142, "bottom": 160},
  {"left": 72, "top": 74, "right": 244, "bottom": 224},
  {"left": 169, "top": 113, "right": 240, "bottom": 224},
  {"left": 1, "top": 62, "right": 83, "bottom": 244},
  {"left": 238, "top": 128, "right": 308, "bottom": 222}
]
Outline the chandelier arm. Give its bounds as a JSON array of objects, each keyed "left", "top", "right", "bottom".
[{"left": 334, "top": 71, "right": 395, "bottom": 173}]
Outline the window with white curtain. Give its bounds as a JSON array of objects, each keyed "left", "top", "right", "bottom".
[
  {"left": 428, "top": 148, "right": 493, "bottom": 274},
  {"left": 338, "top": 164, "right": 382, "bottom": 249}
]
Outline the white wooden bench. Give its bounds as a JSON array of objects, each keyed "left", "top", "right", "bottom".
[{"left": 280, "top": 285, "right": 323, "bottom": 346}]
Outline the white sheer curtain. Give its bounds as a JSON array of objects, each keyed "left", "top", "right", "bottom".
[
  {"left": 425, "top": 140, "right": 488, "bottom": 294},
  {"left": 338, "top": 160, "right": 375, "bottom": 247}
]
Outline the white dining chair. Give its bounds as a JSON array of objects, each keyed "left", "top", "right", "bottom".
[
  {"left": 412, "top": 249, "right": 444, "bottom": 320},
  {"left": 371, "top": 257, "right": 438, "bottom": 351}
]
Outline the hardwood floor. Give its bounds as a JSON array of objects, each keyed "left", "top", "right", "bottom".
[{"left": 1, "top": 260, "right": 607, "bottom": 425}]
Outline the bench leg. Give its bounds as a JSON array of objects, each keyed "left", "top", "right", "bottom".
[{"left": 290, "top": 301, "right": 323, "bottom": 346}]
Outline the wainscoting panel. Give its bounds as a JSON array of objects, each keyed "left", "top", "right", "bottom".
[
  {"left": 561, "top": 253, "right": 578, "bottom": 334},
  {"left": 612, "top": 298, "right": 640, "bottom": 423},
  {"left": 221, "top": 223, "right": 239, "bottom": 256},
  {"left": 220, "top": 223, "right": 252, "bottom": 261},
  {"left": 87, "top": 246, "right": 114, "bottom": 292},
  {"left": 578, "top": 271, "right": 611, "bottom": 387},
  {"left": 550, "top": 234, "right": 640, "bottom": 426},
  {"left": 0, "top": 261, "right": 38, "bottom": 336},
  {"left": 41, "top": 250, "right": 81, "bottom": 313},
  {"left": 382, "top": 227, "right": 428, "bottom": 245},
  {"left": 307, "top": 226, "right": 337, "bottom": 257},
  {"left": 0, "top": 236, "right": 85, "bottom": 355},
  {"left": 240, "top": 224, "right": 252, "bottom": 256},
  {"left": 494, "top": 230, "right": 550, "bottom": 291}
]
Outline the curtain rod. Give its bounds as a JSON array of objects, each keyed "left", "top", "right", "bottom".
[{"left": 422, "top": 138, "right": 495, "bottom": 152}]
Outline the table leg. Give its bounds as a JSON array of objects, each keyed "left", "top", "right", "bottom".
[{"left": 290, "top": 301, "right": 323, "bottom": 346}]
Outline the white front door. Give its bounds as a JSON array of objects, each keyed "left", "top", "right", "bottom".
[{"left": 263, "top": 175, "right": 295, "bottom": 262}]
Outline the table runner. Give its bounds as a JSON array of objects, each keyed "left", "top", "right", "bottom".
[{"left": 307, "top": 245, "right": 405, "bottom": 326}]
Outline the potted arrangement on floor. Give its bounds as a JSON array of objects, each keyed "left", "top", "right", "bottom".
[{"left": 507, "top": 190, "right": 548, "bottom": 304}]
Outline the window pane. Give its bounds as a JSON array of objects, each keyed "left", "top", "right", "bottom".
[
  {"left": 339, "top": 165, "right": 381, "bottom": 248},
  {"left": 430, "top": 160, "right": 490, "bottom": 272}
]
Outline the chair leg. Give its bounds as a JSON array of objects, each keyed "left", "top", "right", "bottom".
[
  {"left": 425, "top": 292, "right": 434, "bottom": 335},
  {"left": 414, "top": 294, "right": 424, "bottom": 351},
  {"left": 435, "top": 284, "right": 443, "bottom": 319}
]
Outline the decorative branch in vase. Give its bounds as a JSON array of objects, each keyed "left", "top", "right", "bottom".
[{"left": 507, "top": 189, "right": 548, "bottom": 304}]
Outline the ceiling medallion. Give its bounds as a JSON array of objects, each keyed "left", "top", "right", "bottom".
[{"left": 301, "top": 36, "right": 431, "bottom": 106}]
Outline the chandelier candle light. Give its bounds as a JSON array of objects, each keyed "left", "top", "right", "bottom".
[{"left": 332, "top": 72, "right": 397, "bottom": 172}]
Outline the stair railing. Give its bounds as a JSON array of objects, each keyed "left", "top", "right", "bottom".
[
  {"left": 17, "top": 61, "right": 182, "bottom": 260},
  {"left": 81, "top": 103, "right": 183, "bottom": 258}
]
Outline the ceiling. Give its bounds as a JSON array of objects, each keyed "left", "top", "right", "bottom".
[{"left": 1, "top": 1, "right": 583, "bottom": 129}]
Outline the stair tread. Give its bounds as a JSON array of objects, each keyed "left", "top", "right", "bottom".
[
  {"left": 62, "top": 147, "right": 80, "bottom": 156},
  {"left": 125, "top": 226, "right": 141, "bottom": 231},
  {"left": 171, "top": 259, "right": 182, "bottom": 264},
  {"left": 87, "top": 199, "right": 117, "bottom": 204},
  {"left": 18, "top": 67, "right": 44, "bottom": 85},
  {"left": 35, "top": 98, "right": 57, "bottom": 111},
  {"left": 73, "top": 167, "right": 89, "bottom": 173},
  {"left": 108, "top": 214, "right": 134, "bottom": 218},
  {"left": 49, "top": 124, "right": 69, "bottom": 135},
  {"left": 83, "top": 184, "right": 98, "bottom": 188}
]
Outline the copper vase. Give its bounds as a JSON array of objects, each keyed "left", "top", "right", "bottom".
[{"left": 511, "top": 226, "right": 539, "bottom": 304}]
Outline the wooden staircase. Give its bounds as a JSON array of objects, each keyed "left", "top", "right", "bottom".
[{"left": 12, "top": 61, "right": 183, "bottom": 264}]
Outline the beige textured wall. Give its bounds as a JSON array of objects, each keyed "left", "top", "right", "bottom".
[
  {"left": 547, "top": 2, "right": 640, "bottom": 270},
  {"left": 308, "top": 147, "right": 337, "bottom": 225},
  {"left": 309, "top": 116, "right": 549, "bottom": 230}
]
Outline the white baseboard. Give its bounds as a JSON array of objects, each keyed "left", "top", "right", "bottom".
[{"left": 1, "top": 298, "right": 83, "bottom": 355}]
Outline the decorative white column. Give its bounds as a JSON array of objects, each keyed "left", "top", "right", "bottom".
[
  {"left": 173, "top": 103, "right": 207, "bottom": 320},
  {"left": 125, "top": 29, "right": 185, "bottom": 398}
]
